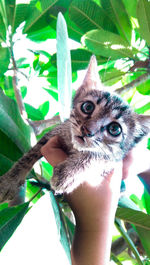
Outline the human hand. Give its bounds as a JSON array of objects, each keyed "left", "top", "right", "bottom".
[
  {"left": 41, "top": 137, "right": 122, "bottom": 265},
  {"left": 41, "top": 136, "right": 149, "bottom": 184},
  {"left": 41, "top": 136, "right": 150, "bottom": 222},
  {"left": 41, "top": 136, "right": 122, "bottom": 226},
  {"left": 41, "top": 136, "right": 150, "bottom": 265},
  {"left": 122, "top": 137, "right": 150, "bottom": 179},
  {"left": 41, "top": 136, "right": 68, "bottom": 167}
]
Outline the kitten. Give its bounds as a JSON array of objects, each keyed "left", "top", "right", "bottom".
[{"left": 0, "top": 56, "right": 150, "bottom": 202}]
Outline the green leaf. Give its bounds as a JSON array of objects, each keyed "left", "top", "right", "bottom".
[
  {"left": 0, "top": 46, "right": 10, "bottom": 76},
  {"left": 0, "top": 203, "right": 9, "bottom": 211},
  {"left": 0, "top": 129, "right": 22, "bottom": 174},
  {"left": 50, "top": 192, "right": 71, "bottom": 263},
  {"left": 100, "top": 0, "right": 132, "bottom": 43},
  {"left": 82, "top": 29, "right": 136, "bottom": 59},
  {"left": 1, "top": 76, "right": 14, "bottom": 98},
  {"left": 110, "top": 253, "right": 123, "bottom": 265},
  {"left": 136, "top": 79, "right": 150, "bottom": 95},
  {"left": 122, "top": 0, "right": 137, "bottom": 18},
  {"left": 0, "top": 12, "right": 6, "bottom": 41},
  {"left": 12, "top": 3, "right": 28, "bottom": 33},
  {"left": 1, "top": 0, "right": 16, "bottom": 28},
  {"left": 1, "top": 76, "right": 27, "bottom": 99},
  {"left": 69, "top": 0, "right": 118, "bottom": 35},
  {"left": 71, "top": 49, "right": 106, "bottom": 72},
  {"left": 135, "top": 102, "right": 150, "bottom": 114},
  {"left": 34, "top": 49, "right": 51, "bottom": 59},
  {"left": 41, "top": 161, "right": 53, "bottom": 181},
  {"left": 24, "top": 0, "right": 72, "bottom": 40},
  {"left": 123, "top": 71, "right": 142, "bottom": 83},
  {"left": 118, "top": 196, "right": 141, "bottom": 210},
  {"left": 0, "top": 194, "right": 71, "bottom": 263},
  {"left": 99, "top": 68, "right": 125, "bottom": 86},
  {"left": 27, "top": 25, "right": 56, "bottom": 42},
  {"left": 65, "top": 11, "right": 84, "bottom": 42},
  {"left": 16, "top": 57, "right": 30, "bottom": 69},
  {"left": 130, "top": 194, "right": 144, "bottom": 211},
  {"left": 24, "top": 103, "right": 44, "bottom": 121},
  {"left": 64, "top": 215, "right": 75, "bottom": 243},
  {"left": 51, "top": 49, "right": 105, "bottom": 72},
  {"left": 38, "top": 101, "right": 49, "bottom": 117},
  {"left": 115, "top": 219, "right": 144, "bottom": 265},
  {"left": 0, "top": 202, "right": 29, "bottom": 251},
  {"left": 57, "top": 12, "right": 72, "bottom": 121},
  {"left": 135, "top": 226, "right": 150, "bottom": 258},
  {"left": 141, "top": 189, "right": 150, "bottom": 214},
  {"left": 47, "top": 70, "right": 58, "bottom": 89},
  {"left": 20, "top": 86, "right": 27, "bottom": 99},
  {"left": 43, "top": 87, "right": 58, "bottom": 101},
  {"left": 116, "top": 207, "right": 150, "bottom": 230},
  {"left": 33, "top": 53, "right": 40, "bottom": 70},
  {"left": 0, "top": 90, "right": 31, "bottom": 153},
  {"left": 26, "top": 181, "right": 44, "bottom": 203},
  {"left": 0, "top": 153, "right": 14, "bottom": 175},
  {"left": 23, "top": 0, "right": 58, "bottom": 33},
  {"left": 46, "top": 68, "right": 57, "bottom": 84},
  {"left": 116, "top": 208, "right": 150, "bottom": 259},
  {"left": 137, "top": 0, "right": 150, "bottom": 46}
]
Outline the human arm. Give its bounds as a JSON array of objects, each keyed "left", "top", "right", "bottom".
[
  {"left": 41, "top": 136, "right": 122, "bottom": 264},
  {"left": 41, "top": 136, "right": 150, "bottom": 265},
  {"left": 66, "top": 165, "right": 122, "bottom": 265}
]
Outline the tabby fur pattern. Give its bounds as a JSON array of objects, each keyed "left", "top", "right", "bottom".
[{"left": 0, "top": 56, "right": 150, "bottom": 202}]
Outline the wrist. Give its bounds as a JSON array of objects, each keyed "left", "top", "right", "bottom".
[{"left": 68, "top": 180, "right": 120, "bottom": 231}]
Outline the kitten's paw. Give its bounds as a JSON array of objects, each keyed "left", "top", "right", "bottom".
[
  {"left": 50, "top": 164, "right": 65, "bottom": 193},
  {"left": 0, "top": 174, "right": 20, "bottom": 202},
  {"left": 51, "top": 163, "right": 73, "bottom": 194}
]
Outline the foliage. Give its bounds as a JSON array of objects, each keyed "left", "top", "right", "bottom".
[{"left": 0, "top": 0, "right": 150, "bottom": 264}]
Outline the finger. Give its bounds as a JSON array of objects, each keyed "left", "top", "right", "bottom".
[
  {"left": 122, "top": 151, "right": 134, "bottom": 179},
  {"left": 123, "top": 138, "right": 150, "bottom": 179},
  {"left": 41, "top": 136, "right": 68, "bottom": 167}
]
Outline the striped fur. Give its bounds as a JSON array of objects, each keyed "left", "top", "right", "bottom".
[{"left": 0, "top": 56, "right": 150, "bottom": 201}]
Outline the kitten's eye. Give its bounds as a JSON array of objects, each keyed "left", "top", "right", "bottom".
[
  {"left": 107, "top": 122, "right": 122, "bottom": 137},
  {"left": 81, "top": 101, "right": 95, "bottom": 114}
]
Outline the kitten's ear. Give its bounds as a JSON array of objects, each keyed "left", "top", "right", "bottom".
[
  {"left": 73, "top": 55, "right": 102, "bottom": 104},
  {"left": 138, "top": 115, "right": 150, "bottom": 132},
  {"left": 82, "top": 55, "right": 101, "bottom": 90}
]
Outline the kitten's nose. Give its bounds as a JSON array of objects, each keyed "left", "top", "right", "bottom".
[{"left": 81, "top": 125, "right": 94, "bottom": 137}]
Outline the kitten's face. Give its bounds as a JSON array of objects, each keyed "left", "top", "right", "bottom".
[{"left": 70, "top": 89, "right": 147, "bottom": 161}]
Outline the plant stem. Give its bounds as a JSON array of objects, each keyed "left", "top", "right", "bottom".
[
  {"left": 111, "top": 228, "right": 139, "bottom": 256},
  {"left": 110, "top": 253, "right": 123, "bottom": 265},
  {"left": 8, "top": 35, "right": 27, "bottom": 119},
  {"left": 29, "top": 188, "right": 42, "bottom": 203},
  {"left": 115, "top": 219, "right": 144, "bottom": 265},
  {"left": 116, "top": 72, "right": 150, "bottom": 94}
]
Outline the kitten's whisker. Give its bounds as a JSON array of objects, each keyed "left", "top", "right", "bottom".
[{"left": 94, "top": 140, "right": 110, "bottom": 158}]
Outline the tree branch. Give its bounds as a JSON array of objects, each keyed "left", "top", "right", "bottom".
[
  {"left": 111, "top": 227, "right": 144, "bottom": 256},
  {"left": 7, "top": 36, "right": 28, "bottom": 205},
  {"left": 9, "top": 185, "right": 26, "bottom": 206},
  {"left": 10, "top": 46, "right": 27, "bottom": 119},
  {"left": 116, "top": 72, "right": 150, "bottom": 94}
]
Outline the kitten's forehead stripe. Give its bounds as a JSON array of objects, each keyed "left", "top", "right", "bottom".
[
  {"left": 103, "top": 92, "right": 111, "bottom": 106},
  {"left": 103, "top": 92, "right": 111, "bottom": 99},
  {"left": 97, "top": 98, "right": 102, "bottom": 104},
  {"left": 113, "top": 105, "right": 130, "bottom": 120}
]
